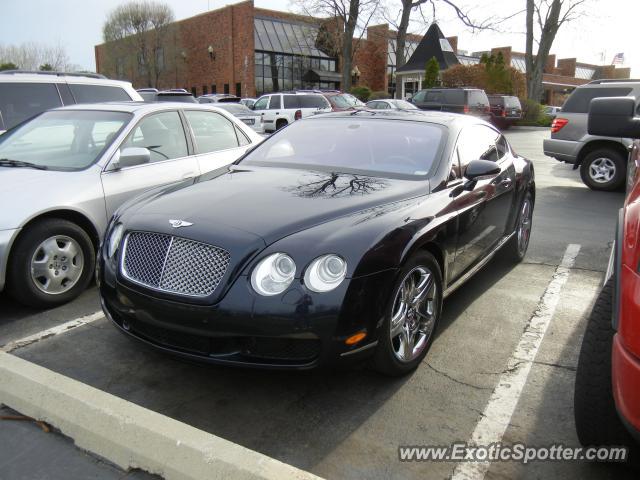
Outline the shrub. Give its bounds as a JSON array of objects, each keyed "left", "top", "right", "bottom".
[
  {"left": 369, "top": 90, "right": 390, "bottom": 100},
  {"left": 522, "top": 99, "right": 542, "bottom": 122},
  {"left": 350, "top": 85, "right": 372, "bottom": 102}
]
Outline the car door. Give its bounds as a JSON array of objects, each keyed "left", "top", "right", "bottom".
[
  {"left": 251, "top": 95, "right": 270, "bottom": 128},
  {"left": 450, "top": 124, "right": 516, "bottom": 279},
  {"left": 263, "top": 94, "right": 282, "bottom": 128},
  {"left": 100, "top": 110, "right": 200, "bottom": 218},
  {"left": 182, "top": 109, "right": 251, "bottom": 173}
]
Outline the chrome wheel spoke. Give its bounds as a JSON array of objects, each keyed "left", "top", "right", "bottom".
[
  {"left": 412, "top": 273, "right": 433, "bottom": 305},
  {"left": 30, "top": 235, "right": 84, "bottom": 295}
]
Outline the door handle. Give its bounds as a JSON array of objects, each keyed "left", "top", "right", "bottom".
[
  {"left": 182, "top": 171, "right": 197, "bottom": 179},
  {"left": 500, "top": 177, "right": 513, "bottom": 188}
]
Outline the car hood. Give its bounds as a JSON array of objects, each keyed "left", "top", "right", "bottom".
[{"left": 123, "top": 165, "right": 430, "bottom": 246}]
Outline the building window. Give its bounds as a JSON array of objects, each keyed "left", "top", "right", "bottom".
[
  {"left": 224, "top": 84, "right": 229, "bottom": 94},
  {"left": 191, "top": 87, "right": 197, "bottom": 96},
  {"left": 203, "top": 85, "right": 208, "bottom": 95},
  {"left": 211, "top": 84, "right": 216, "bottom": 94},
  {"left": 235, "top": 82, "right": 241, "bottom": 97}
]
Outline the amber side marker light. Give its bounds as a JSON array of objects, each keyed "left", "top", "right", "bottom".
[{"left": 345, "top": 332, "right": 367, "bottom": 345}]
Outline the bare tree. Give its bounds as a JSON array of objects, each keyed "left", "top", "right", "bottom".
[
  {"left": 0, "top": 42, "right": 73, "bottom": 71},
  {"left": 525, "top": 0, "right": 586, "bottom": 102},
  {"left": 103, "top": 1, "right": 175, "bottom": 88},
  {"left": 297, "top": 0, "right": 380, "bottom": 91}
]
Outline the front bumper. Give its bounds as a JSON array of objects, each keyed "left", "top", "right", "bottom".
[
  {"left": 543, "top": 138, "right": 580, "bottom": 163},
  {"left": 99, "top": 256, "right": 395, "bottom": 369},
  {"left": 0, "top": 228, "right": 19, "bottom": 292}
]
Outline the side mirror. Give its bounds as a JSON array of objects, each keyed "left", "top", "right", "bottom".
[
  {"left": 588, "top": 97, "right": 640, "bottom": 138},
  {"left": 112, "top": 147, "right": 151, "bottom": 170},
  {"left": 465, "top": 159, "right": 501, "bottom": 181}
]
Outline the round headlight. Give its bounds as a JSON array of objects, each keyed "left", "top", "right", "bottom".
[
  {"left": 107, "top": 223, "right": 124, "bottom": 258},
  {"left": 304, "top": 254, "right": 347, "bottom": 293},
  {"left": 251, "top": 253, "right": 296, "bottom": 296}
]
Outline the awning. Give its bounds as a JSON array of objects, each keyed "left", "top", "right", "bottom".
[{"left": 303, "top": 69, "right": 342, "bottom": 83}]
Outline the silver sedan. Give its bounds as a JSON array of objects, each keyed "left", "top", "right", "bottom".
[
  {"left": 365, "top": 99, "right": 420, "bottom": 111},
  {"left": 0, "top": 102, "right": 263, "bottom": 308}
]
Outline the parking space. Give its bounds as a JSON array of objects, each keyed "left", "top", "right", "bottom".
[{"left": 0, "top": 128, "right": 634, "bottom": 479}]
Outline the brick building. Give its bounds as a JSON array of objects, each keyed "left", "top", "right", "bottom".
[{"left": 94, "top": 0, "right": 630, "bottom": 103}]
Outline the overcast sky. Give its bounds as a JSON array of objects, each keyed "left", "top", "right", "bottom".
[{"left": 0, "top": 0, "right": 636, "bottom": 76}]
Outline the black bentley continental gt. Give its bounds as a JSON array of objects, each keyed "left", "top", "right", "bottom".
[{"left": 98, "top": 111, "right": 535, "bottom": 375}]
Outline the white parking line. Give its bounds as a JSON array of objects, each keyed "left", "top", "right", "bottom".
[
  {"left": 452, "top": 243, "right": 581, "bottom": 480},
  {"left": 1, "top": 311, "right": 104, "bottom": 353}
]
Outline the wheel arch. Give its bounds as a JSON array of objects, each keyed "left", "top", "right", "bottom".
[{"left": 576, "top": 140, "right": 628, "bottom": 166}]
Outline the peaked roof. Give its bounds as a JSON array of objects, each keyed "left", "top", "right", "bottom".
[{"left": 396, "top": 23, "right": 460, "bottom": 74}]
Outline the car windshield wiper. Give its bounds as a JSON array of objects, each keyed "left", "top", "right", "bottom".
[{"left": 0, "top": 158, "right": 48, "bottom": 170}]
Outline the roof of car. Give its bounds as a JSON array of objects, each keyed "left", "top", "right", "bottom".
[
  {"left": 52, "top": 102, "right": 230, "bottom": 114},
  {"left": 305, "top": 109, "right": 475, "bottom": 126},
  {"left": 0, "top": 71, "right": 133, "bottom": 88}
]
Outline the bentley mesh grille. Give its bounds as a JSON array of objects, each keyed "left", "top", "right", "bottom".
[{"left": 121, "top": 232, "right": 231, "bottom": 297}]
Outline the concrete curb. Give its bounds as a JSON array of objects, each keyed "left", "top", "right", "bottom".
[{"left": 0, "top": 352, "right": 322, "bottom": 480}]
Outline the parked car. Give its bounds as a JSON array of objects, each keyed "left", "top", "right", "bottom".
[
  {"left": 0, "top": 70, "right": 142, "bottom": 134},
  {"left": 487, "top": 94, "right": 522, "bottom": 129},
  {"left": 574, "top": 96, "right": 640, "bottom": 466},
  {"left": 322, "top": 92, "right": 366, "bottom": 111},
  {"left": 543, "top": 79, "right": 640, "bottom": 191},
  {"left": 213, "top": 103, "right": 264, "bottom": 134},
  {"left": 98, "top": 111, "right": 535, "bottom": 374},
  {"left": 138, "top": 89, "right": 197, "bottom": 103},
  {"left": 197, "top": 94, "right": 241, "bottom": 104},
  {"left": 251, "top": 92, "right": 332, "bottom": 132},
  {"left": 366, "top": 99, "right": 419, "bottom": 111},
  {"left": 240, "top": 98, "right": 257, "bottom": 109},
  {"left": 410, "top": 87, "right": 491, "bottom": 120},
  {"left": 0, "top": 102, "right": 263, "bottom": 308},
  {"left": 543, "top": 105, "right": 562, "bottom": 118}
]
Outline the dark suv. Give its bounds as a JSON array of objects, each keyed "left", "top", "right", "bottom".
[
  {"left": 410, "top": 87, "right": 490, "bottom": 119},
  {"left": 488, "top": 94, "right": 522, "bottom": 129}
]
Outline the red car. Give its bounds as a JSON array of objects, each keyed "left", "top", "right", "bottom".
[
  {"left": 575, "top": 96, "right": 640, "bottom": 466},
  {"left": 321, "top": 91, "right": 366, "bottom": 111}
]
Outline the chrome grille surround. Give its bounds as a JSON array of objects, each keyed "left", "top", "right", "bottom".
[{"left": 121, "top": 231, "right": 231, "bottom": 297}]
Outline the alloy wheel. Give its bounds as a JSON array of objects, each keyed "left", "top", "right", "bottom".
[
  {"left": 517, "top": 197, "right": 533, "bottom": 256},
  {"left": 389, "top": 266, "right": 437, "bottom": 363},
  {"left": 588, "top": 157, "right": 616, "bottom": 184},
  {"left": 30, "top": 235, "right": 84, "bottom": 295}
]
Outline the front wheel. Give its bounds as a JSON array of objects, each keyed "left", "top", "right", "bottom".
[
  {"left": 373, "top": 252, "right": 442, "bottom": 376},
  {"left": 8, "top": 218, "right": 95, "bottom": 308},
  {"left": 579, "top": 149, "right": 626, "bottom": 191}
]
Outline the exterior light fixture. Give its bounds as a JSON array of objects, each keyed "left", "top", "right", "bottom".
[{"left": 207, "top": 45, "right": 215, "bottom": 61}]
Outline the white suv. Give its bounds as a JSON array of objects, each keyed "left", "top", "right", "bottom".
[
  {"left": 251, "top": 92, "right": 331, "bottom": 132},
  {"left": 0, "top": 71, "right": 142, "bottom": 134}
]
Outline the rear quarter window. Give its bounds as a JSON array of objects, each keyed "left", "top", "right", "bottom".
[
  {"left": 283, "top": 95, "right": 300, "bottom": 109},
  {"left": 562, "top": 87, "right": 633, "bottom": 113},
  {"left": 69, "top": 84, "right": 132, "bottom": 103},
  {"left": 0, "top": 82, "right": 62, "bottom": 130},
  {"left": 299, "top": 95, "right": 330, "bottom": 109},
  {"left": 468, "top": 90, "right": 489, "bottom": 106}
]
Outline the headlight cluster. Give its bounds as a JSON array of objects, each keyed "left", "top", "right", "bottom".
[
  {"left": 251, "top": 253, "right": 347, "bottom": 296},
  {"left": 107, "top": 223, "right": 124, "bottom": 259}
]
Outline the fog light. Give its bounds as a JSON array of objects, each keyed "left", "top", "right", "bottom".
[{"left": 345, "top": 332, "right": 367, "bottom": 345}]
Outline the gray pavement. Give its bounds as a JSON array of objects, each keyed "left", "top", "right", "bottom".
[{"left": 0, "top": 129, "right": 635, "bottom": 480}]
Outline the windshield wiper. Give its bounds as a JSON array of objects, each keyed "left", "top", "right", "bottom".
[{"left": 0, "top": 158, "right": 48, "bottom": 170}]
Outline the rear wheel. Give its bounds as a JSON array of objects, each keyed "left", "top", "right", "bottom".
[
  {"left": 8, "top": 218, "right": 95, "bottom": 308},
  {"left": 275, "top": 119, "right": 288, "bottom": 130},
  {"left": 373, "top": 252, "right": 442, "bottom": 376},
  {"left": 579, "top": 148, "right": 626, "bottom": 191},
  {"left": 504, "top": 192, "right": 533, "bottom": 263},
  {"left": 574, "top": 279, "right": 639, "bottom": 467}
]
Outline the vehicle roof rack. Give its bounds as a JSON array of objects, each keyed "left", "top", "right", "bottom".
[
  {"left": 587, "top": 78, "right": 640, "bottom": 84},
  {"left": 0, "top": 70, "right": 107, "bottom": 79}
]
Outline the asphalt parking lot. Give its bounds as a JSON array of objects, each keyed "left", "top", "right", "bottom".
[{"left": 0, "top": 128, "right": 634, "bottom": 479}]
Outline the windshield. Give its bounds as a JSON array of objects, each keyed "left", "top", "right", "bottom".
[
  {"left": 0, "top": 110, "right": 131, "bottom": 171},
  {"left": 241, "top": 117, "right": 445, "bottom": 178},
  {"left": 330, "top": 94, "right": 365, "bottom": 109},
  {"left": 392, "top": 100, "right": 418, "bottom": 110}
]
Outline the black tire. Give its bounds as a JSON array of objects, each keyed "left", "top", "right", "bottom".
[
  {"left": 504, "top": 191, "right": 533, "bottom": 263},
  {"left": 275, "top": 119, "right": 288, "bottom": 130},
  {"left": 7, "top": 218, "right": 95, "bottom": 309},
  {"left": 373, "top": 251, "right": 443, "bottom": 376},
  {"left": 574, "top": 278, "right": 639, "bottom": 467},
  {"left": 579, "top": 148, "right": 627, "bottom": 191}
]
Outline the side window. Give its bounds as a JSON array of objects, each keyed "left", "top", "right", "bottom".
[
  {"left": 299, "top": 95, "right": 330, "bottom": 109},
  {"left": 57, "top": 84, "right": 75, "bottom": 105},
  {"left": 562, "top": 87, "right": 632, "bottom": 113},
  {"left": 412, "top": 91, "right": 426, "bottom": 102},
  {"left": 457, "top": 125, "right": 500, "bottom": 172},
  {"left": 449, "top": 149, "right": 462, "bottom": 182},
  {"left": 253, "top": 96, "right": 269, "bottom": 111},
  {"left": 496, "top": 135, "right": 510, "bottom": 160},
  {"left": 184, "top": 110, "right": 240, "bottom": 153},
  {"left": 268, "top": 95, "right": 281, "bottom": 110},
  {"left": 0, "top": 82, "right": 62, "bottom": 130},
  {"left": 425, "top": 91, "right": 443, "bottom": 103},
  {"left": 121, "top": 111, "right": 188, "bottom": 163},
  {"left": 69, "top": 84, "right": 132, "bottom": 103},
  {"left": 235, "top": 125, "right": 250, "bottom": 146},
  {"left": 283, "top": 95, "right": 299, "bottom": 109}
]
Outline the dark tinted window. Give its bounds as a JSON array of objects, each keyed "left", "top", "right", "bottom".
[
  {"left": 299, "top": 95, "right": 330, "bottom": 108},
  {"left": 268, "top": 95, "right": 281, "bottom": 109},
  {"left": 57, "top": 84, "right": 75, "bottom": 105},
  {"left": 488, "top": 95, "right": 504, "bottom": 106},
  {"left": 562, "top": 87, "right": 633, "bottom": 113},
  {"left": 425, "top": 91, "right": 443, "bottom": 102},
  {"left": 457, "top": 125, "right": 501, "bottom": 170},
  {"left": 69, "top": 84, "right": 132, "bottom": 103},
  {"left": 468, "top": 90, "right": 489, "bottom": 106},
  {"left": 443, "top": 90, "right": 464, "bottom": 104},
  {"left": 504, "top": 96, "right": 521, "bottom": 108},
  {"left": 283, "top": 95, "right": 300, "bottom": 108},
  {"left": 0, "top": 82, "right": 62, "bottom": 130},
  {"left": 155, "top": 94, "right": 197, "bottom": 103},
  {"left": 242, "top": 118, "right": 445, "bottom": 178}
]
